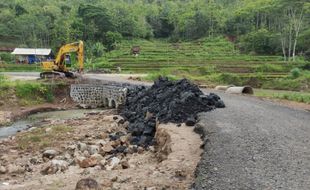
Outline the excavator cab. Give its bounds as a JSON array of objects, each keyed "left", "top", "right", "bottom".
[{"left": 40, "top": 41, "right": 84, "bottom": 78}]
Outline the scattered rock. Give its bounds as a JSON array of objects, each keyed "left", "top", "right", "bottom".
[
  {"left": 100, "top": 144, "right": 113, "bottom": 154},
  {"left": 0, "top": 166, "right": 7, "bottom": 174},
  {"left": 77, "top": 142, "right": 87, "bottom": 152},
  {"left": 110, "top": 140, "right": 121, "bottom": 147},
  {"left": 7, "top": 164, "right": 25, "bottom": 174},
  {"left": 88, "top": 145, "right": 99, "bottom": 155},
  {"left": 41, "top": 160, "right": 69, "bottom": 175},
  {"left": 120, "top": 160, "right": 130, "bottom": 169},
  {"left": 155, "top": 127, "right": 172, "bottom": 162},
  {"left": 75, "top": 178, "right": 100, "bottom": 190},
  {"left": 175, "top": 169, "right": 187, "bottom": 180},
  {"left": 42, "top": 149, "right": 58, "bottom": 160},
  {"left": 185, "top": 117, "right": 196, "bottom": 126},
  {"left": 106, "top": 157, "right": 120, "bottom": 171},
  {"left": 99, "top": 159, "right": 107, "bottom": 168},
  {"left": 118, "top": 176, "right": 131, "bottom": 183},
  {"left": 116, "top": 145, "right": 127, "bottom": 153},
  {"left": 77, "top": 157, "right": 98, "bottom": 168},
  {"left": 111, "top": 176, "right": 118, "bottom": 182},
  {"left": 90, "top": 154, "right": 104, "bottom": 162},
  {"left": 67, "top": 144, "right": 76, "bottom": 150},
  {"left": 100, "top": 132, "right": 108, "bottom": 139},
  {"left": 96, "top": 140, "right": 107, "bottom": 146},
  {"left": 83, "top": 150, "right": 90, "bottom": 157},
  {"left": 30, "top": 157, "right": 40, "bottom": 165},
  {"left": 112, "top": 182, "right": 121, "bottom": 189},
  {"left": 120, "top": 136, "right": 128, "bottom": 144},
  {"left": 45, "top": 128, "right": 52, "bottom": 133}
]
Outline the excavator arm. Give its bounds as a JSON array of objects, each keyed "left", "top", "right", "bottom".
[
  {"left": 41, "top": 41, "right": 84, "bottom": 78},
  {"left": 55, "top": 41, "right": 84, "bottom": 72}
]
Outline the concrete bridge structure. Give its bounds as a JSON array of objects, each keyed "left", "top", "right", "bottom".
[{"left": 70, "top": 83, "right": 128, "bottom": 109}]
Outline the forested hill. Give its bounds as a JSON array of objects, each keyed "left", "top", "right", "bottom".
[{"left": 0, "top": 0, "right": 309, "bottom": 60}]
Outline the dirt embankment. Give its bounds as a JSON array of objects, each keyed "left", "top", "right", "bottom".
[{"left": 0, "top": 110, "right": 202, "bottom": 189}]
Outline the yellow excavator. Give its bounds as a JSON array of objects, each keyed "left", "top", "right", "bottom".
[{"left": 40, "top": 41, "right": 84, "bottom": 78}]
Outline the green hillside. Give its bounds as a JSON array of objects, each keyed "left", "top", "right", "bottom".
[{"left": 90, "top": 38, "right": 308, "bottom": 90}]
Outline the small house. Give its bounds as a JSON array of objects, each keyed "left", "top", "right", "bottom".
[{"left": 11, "top": 48, "right": 52, "bottom": 64}]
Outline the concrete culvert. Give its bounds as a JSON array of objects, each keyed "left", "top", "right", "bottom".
[
  {"left": 226, "top": 86, "right": 254, "bottom": 95},
  {"left": 215, "top": 85, "right": 235, "bottom": 91}
]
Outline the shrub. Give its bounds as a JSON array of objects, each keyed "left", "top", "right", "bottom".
[
  {"left": 15, "top": 82, "right": 54, "bottom": 104},
  {"left": 239, "top": 28, "right": 279, "bottom": 54},
  {"left": 197, "top": 66, "right": 217, "bottom": 75},
  {"left": 255, "top": 64, "right": 285, "bottom": 73},
  {"left": 290, "top": 68, "right": 301, "bottom": 79},
  {"left": 0, "top": 74, "right": 6, "bottom": 83},
  {"left": 144, "top": 69, "right": 179, "bottom": 81},
  {"left": 104, "top": 31, "right": 123, "bottom": 51},
  {"left": 218, "top": 73, "right": 242, "bottom": 85},
  {"left": 0, "top": 52, "right": 14, "bottom": 63},
  {"left": 91, "top": 42, "right": 106, "bottom": 58}
]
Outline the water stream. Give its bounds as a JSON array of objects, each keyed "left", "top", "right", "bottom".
[{"left": 0, "top": 109, "right": 101, "bottom": 139}]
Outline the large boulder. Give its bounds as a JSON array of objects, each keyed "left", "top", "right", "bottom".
[{"left": 41, "top": 160, "right": 69, "bottom": 175}]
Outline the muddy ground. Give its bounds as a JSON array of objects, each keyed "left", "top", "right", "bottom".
[{"left": 0, "top": 109, "right": 202, "bottom": 190}]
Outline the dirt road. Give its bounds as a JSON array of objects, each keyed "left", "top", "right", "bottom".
[{"left": 3, "top": 72, "right": 310, "bottom": 189}]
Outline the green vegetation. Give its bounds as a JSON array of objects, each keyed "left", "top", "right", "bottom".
[
  {"left": 255, "top": 89, "right": 310, "bottom": 104},
  {"left": 262, "top": 70, "right": 310, "bottom": 91},
  {"left": 87, "top": 38, "right": 308, "bottom": 92},
  {"left": 0, "top": 0, "right": 309, "bottom": 61},
  {"left": 16, "top": 125, "right": 73, "bottom": 150},
  {"left": 0, "top": 0, "right": 309, "bottom": 103},
  {"left": 0, "top": 77, "right": 54, "bottom": 106},
  {"left": 15, "top": 81, "right": 54, "bottom": 105},
  {"left": 0, "top": 64, "right": 41, "bottom": 72},
  {"left": 0, "top": 52, "right": 14, "bottom": 63}
]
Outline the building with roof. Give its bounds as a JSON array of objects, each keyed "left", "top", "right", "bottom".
[{"left": 11, "top": 48, "right": 53, "bottom": 64}]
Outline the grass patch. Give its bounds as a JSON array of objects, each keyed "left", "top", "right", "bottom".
[
  {"left": 0, "top": 63, "right": 41, "bottom": 72},
  {"left": 143, "top": 68, "right": 180, "bottom": 81},
  {"left": 15, "top": 81, "right": 54, "bottom": 105},
  {"left": 262, "top": 70, "right": 310, "bottom": 91},
  {"left": 255, "top": 89, "right": 310, "bottom": 104},
  {"left": 16, "top": 125, "right": 73, "bottom": 151},
  {"left": 255, "top": 64, "right": 288, "bottom": 73},
  {"left": 0, "top": 79, "right": 54, "bottom": 106}
]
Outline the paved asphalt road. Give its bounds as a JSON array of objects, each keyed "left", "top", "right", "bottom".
[
  {"left": 195, "top": 91, "right": 310, "bottom": 190},
  {"left": 3, "top": 72, "right": 310, "bottom": 189}
]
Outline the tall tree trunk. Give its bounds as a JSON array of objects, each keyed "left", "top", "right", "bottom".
[
  {"left": 288, "top": 21, "right": 292, "bottom": 61},
  {"left": 292, "top": 9, "right": 304, "bottom": 62},
  {"left": 281, "top": 36, "right": 287, "bottom": 61},
  {"left": 256, "top": 13, "right": 259, "bottom": 29}
]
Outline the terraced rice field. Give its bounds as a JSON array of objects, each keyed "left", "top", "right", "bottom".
[{"left": 100, "top": 38, "right": 296, "bottom": 82}]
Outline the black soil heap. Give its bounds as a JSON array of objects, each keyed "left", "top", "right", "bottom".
[{"left": 121, "top": 77, "right": 225, "bottom": 146}]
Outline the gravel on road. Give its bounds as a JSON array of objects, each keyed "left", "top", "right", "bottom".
[{"left": 194, "top": 91, "right": 310, "bottom": 190}]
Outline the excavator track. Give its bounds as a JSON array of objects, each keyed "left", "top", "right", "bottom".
[
  {"left": 40, "top": 71, "right": 80, "bottom": 79},
  {"left": 40, "top": 71, "right": 66, "bottom": 79}
]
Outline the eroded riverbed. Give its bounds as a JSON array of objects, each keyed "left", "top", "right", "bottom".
[
  {"left": 0, "top": 109, "right": 102, "bottom": 139},
  {"left": 0, "top": 109, "right": 202, "bottom": 189}
]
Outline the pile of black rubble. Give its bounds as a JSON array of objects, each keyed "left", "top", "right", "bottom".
[{"left": 121, "top": 77, "right": 225, "bottom": 146}]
